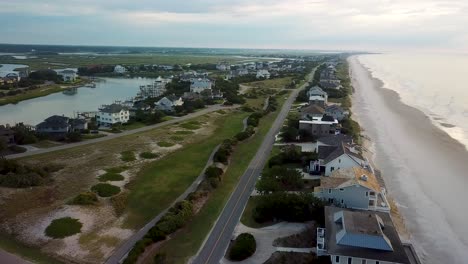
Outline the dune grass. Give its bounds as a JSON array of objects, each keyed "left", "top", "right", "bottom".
[
  {"left": 157, "top": 141, "right": 175, "bottom": 147},
  {"left": 120, "top": 151, "right": 136, "bottom": 162},
  {"left": 139, "top": 152, "right": 159, "bottom": 159},
  {"left": 91, "top": 183, "right": 121, "bottom": 197},
  {"left": 98, "top": 172, "right": 124, "bottom": 182}
]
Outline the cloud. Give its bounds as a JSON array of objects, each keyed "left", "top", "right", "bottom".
[{"left": 0, "top": 0, "right": 467, "bottom": 52}]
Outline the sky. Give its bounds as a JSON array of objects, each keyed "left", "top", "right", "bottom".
[{"left": 0, "top": 0, "right": 467, "bottom": 52}]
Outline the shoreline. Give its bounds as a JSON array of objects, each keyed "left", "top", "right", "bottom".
[{"left": 349, "top": 55, "right": 468, "bottom": 264}]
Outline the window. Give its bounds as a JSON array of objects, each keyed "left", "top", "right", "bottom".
[
  {"left": 366, "top": 192, "right": 369, "bottom": 197},
  {"left": 348, "top": 258, "right": 352, "bottom": 264},
  {"left": 339, "top": 159, "right": 341, "bottom": 163},
  {"left": 330, "top": 167, "right": 335, "bottom": 172},
  {"left": 361, "top": 260, "right": 366, "bottom": 264},
  {"left": 376, "top": 262, "right": 379, "bottom": 264},
  {"left": 328, "top": 189, "right": 332, "bottom": 194},
  {"left": 339, "top": 188, "right": 344, "bottom": 192},
  {"left": 341, "top": 199, "right": 344, "bottom": 204},
  {"left": 335, "top": 256, "right": 340, "bottom": 263}
]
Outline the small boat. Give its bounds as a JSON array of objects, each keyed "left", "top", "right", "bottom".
[{"left": 85, "top": 82, "right": 96, "bottom": 88}]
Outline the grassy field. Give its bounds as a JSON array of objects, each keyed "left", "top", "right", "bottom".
[
  {"left": 125, "top": 112, "right": 247, "bottom": 227},
  {"left": 0, "top": 85, "right": 63, "bottom": 106},
  {"left": 0, "top": 235, "right": 64, "bottom": 264},
  {"left": 243, "top": 77, "right": 293, "bottom": 89},
  {"left": 153, "top": 94, "right": 289, "bottom": 264},
  {"left": 240, "top": 196, "right": 274, "bottom": 228},
  {"left": 0, "top": 54, "right": 248, "bottom": 70}
]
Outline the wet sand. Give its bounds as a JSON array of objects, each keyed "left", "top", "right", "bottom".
[{"left": 349, "top": 56, "right": 468, "bottom": 264}]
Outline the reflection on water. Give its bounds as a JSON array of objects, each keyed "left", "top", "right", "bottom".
[{"left": 0, "top": 77, "right": 156, "bottom": 126}]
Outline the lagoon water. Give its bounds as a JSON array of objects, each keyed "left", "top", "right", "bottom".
[
  {"left": 350, "top": 54, "right": 468, "bottom": 264},
  {"left": 0, "top": 77, "right": 156, "bottom": 126}
]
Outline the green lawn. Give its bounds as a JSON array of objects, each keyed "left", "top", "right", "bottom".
[
  {"left": 243, "top": 77, "right": 293, "bottom": 89},
  {"left": 124, "top": 112, "right": 248, "bottom": 227},
  {"left": 155, "top": 95, "right": 288, "bottom": 264},
  {"left": 0, "top": 234, "right": 64, "bottom": 264},
  {"left": 240, "top": 196, "right": 275, "bottom": 228},
  {"left": 0, "top": 85, "right": 64, "bottom": 106},
  {"left": 82, "top": 134, "right": 107, "bottom": 140}
]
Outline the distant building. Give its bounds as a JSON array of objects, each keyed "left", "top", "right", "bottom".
[
  {"left": 36, "top": 115, "right": 88, "bottom": 135},
  {"left": 155, "top": 95, "right": 184, "bottom": 112},
  {"left": 0, "top": 71, "right": 20, "bottom": 81},
  {"left": 317, "top": 206, "right": 411, "bottom": 264},
  {"left": 315, "top": 167, "right": 390, "bottom": 212},
  {"left": 216, "top": 61, "right": 231, "bottom": 71},
  {"left": 114, "top": 65, "right": 127, "bottom": 74},
  {"left": 256, "top": 69, "right": 270, "bottom": 79},
  {"left": 190, "top": 78, "right": 213, "bottom": 93},
  {"left": 307, "top": 86, "right": 328, "bottom": 105},
  {"left": 300, "top": 104, "right": 325, "bottom": 120},
  {"left": 97, "top": 104, "right": 130, "bottom": 126},
  {"left": 314, "top": 134, "right": 353, "bottom": 152},
  {"left": 310, "top": 142, "right": 368, "bottom": 176},
  {"left": 325, "top": 105, "right": 348, "bottom": 121},
  {"left": 0, "top": 125, "right": 15, "bottom": 144},
  {"left": 299, "top": 115, "right": 339, "bottom": 137},
  {"left": 56, "top": 69, "right": 77, "bottom": 82}
]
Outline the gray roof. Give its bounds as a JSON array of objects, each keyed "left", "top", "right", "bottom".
[
  {"left": 301, "top": 105, "right": 324, "bottom": 115},
  {"left": 325, "top": 104, "right": 344, "bottom": 113},
  {"left": 100, "top": 104, "right": 128, "bottom": 113},
  {"left": 318, "top": 142, "right": 365, "bottom": 164},
  {"left": 307, "top": 86, "right": 327, "bottom": 96},
  {"left": 317, "top": 134, "right": 352, "bottom": 146},
  {"left": 37, "top": 115, "right": 70, "bottom": 129},
  {"left": 325, "top": 206, "right": 410, "bottom": 264}
]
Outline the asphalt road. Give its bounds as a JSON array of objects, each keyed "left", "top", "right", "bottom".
[
  {"left": 0, "top": 250, "right": 32, "bottom": 264},
  {"left": 5, "top": 104, "right": 234, "bottom": 160},
  {"left": 192, "top": 70, "right": 315, "bottom": 264}
]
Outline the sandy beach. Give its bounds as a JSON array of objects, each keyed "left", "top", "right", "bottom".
[{"left": 349, "top": 55, "right": 468, "bottom": 264}]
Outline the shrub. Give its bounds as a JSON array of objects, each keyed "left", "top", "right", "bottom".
[
  {"left": 146, "top": 227, "right": 166, "bottom": 242},
  {"left": 229, "top": 233, "right": 256, "bottom": 261},
  {"left": 45, "top": 217, "right": 82, "bottom": 238},
  {"left": 174, "top": 130, "right": 194, "bottom": 135},
  {"left": 8, "top": 145, "right": 27, "bottom": 153},
  {"left": 157, "top": 141, "right": 175, "bottom": 147},
  {"left": 154, "top": 253, "right": 167, "bottom": 264},
  {"left": 205, "top": 166, "right": 223, "bottom": 179},
  {"left": 214, "top": 148, "right": 230, "bottom": 163},
  {"left": 169, "top": 136, "right": 184, "bottom": 141},
  {"left": 98, "top": 172, "right": 124, "bottom": 182},
  {"left": 139, "top": 152, "right": 159, "bottom": 159},
  {"left": 91, "top": 183, "right": 121, "bottom": 197},
  {"left": 70, "top": 191, "right": 98, "bottom": 205},
  {"left": 208, "top": 177, "right": 220, "bottom": 189},
  {"left": 120, "top": 151, "right": 136, "bottom": 162},
  {"left": 111, "top": 192, "right": 129, "bottom": 216},
  {"left": 105, "top": 166, "right": 128, "bottom": 174},
  {"left": 0, "top": 158, "right": 62, "bottom": 188},
  {"left": 123, "top": 238, "right": 153, "bottom": 264}
]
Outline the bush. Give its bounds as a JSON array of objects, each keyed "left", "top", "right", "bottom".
[
  {"left": 111, "top": 192, "right": 129, "bottom": 216},
  {"left": 174, "top": 130, "right": 194, "bottom": 135},
  {"left": 214, "top": 148, "right": 230, "bottom": 164},
  {"left": 154, "top": 253, "right": 167, "bottom": 264},
  {"left": 157, "top": 141, "right": 175, "bottom": 147},
  {"left": 228, "top": 233, "right": 256, "bottom": 261},
  {"left": 70, "top": 192, "right": 98, "bottom": 205},
  {"left": 120, "top": 151, "right": 136, "bottom": 162},
  {"left": 139, "top": 152, "right": 159, "bottom": 159},
  {"left": 205, "top": 166, "right": 223, "bottom": 180},
  {"left": 66, "top": 132, "right": 82, "bottom": 142},
  {"left": 8, "top": 145, "right": 27, "bottom": 153},
  {"left": 105, "top": 166, "right": 128, "bottom": 174},
  {"left": 123, "top": 238, "right": 153, "bottom": 264},
  {"left": 91, "top": 183, "right": 121, "bottom": 197},
  {"left": 98, "top": 172, "right": 124, "bottom": 182},
  {"left": 45, "top": 217, "right": 82, "bottom": 238}
]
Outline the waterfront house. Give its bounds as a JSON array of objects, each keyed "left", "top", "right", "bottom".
[
  {"left": 314, "top": 134, "right": 353, "bottom": 152},
  {"left": 155, "top": 95, "right": 184, "bottom": 112},
  {"left": 36, "top": 115, "right": 71, "bottom": 135},
  {"left": 315, "top": 167, "right": 390, "bottom": 212},
  {"left": 190, "top": 78, "right": 213, "bottom": 93},
  {"left": 300, "top": 104, "right": 325, "bottom": 120},
  {"left": 130, "top": 101, "right": 151, "bottom": 116},
  {"left": 114, "top": 65, "right": 127, "bottom": 74},
  {"left": 96, "top": 104, "right": 130, "bottom": 127},
  {"left": 310, "top": 142, "right": 368, "bottom": 176},
  {"left": 299, "top": 115, "right": 339, "bottom": 137},
  {"left": 0, "top": 125, "right": 15, "bottom": 144},
  {"left": 317, "top": 206, "right": 410, "bottom": 264},
  {"left": 0, "top": 71, "right": 20, "bottom": 81},
  {"left": 216, "top": 61, "right": 231, "bottom": 71},
  {"left": 256, "top": 69, "right": 270, "bottom": 79},
  {"left": 307, "top": 86, "right": 328, "bottom": 106},
  {"left": 56, "top": 69, "right": 77, "bottom": 82},
  {"left": 325, "top": 105, "right": 348, "bottom": 121}
]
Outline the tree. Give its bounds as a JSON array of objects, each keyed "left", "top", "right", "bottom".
[
  {"left": 0, "top": 138, "right": 7, "bottom": 155},
  {"left": 228, "top": 233, "right": 256, "bottom": 261},
  {"left": 281, "top": 126, "right": 299, "bottom": 142}
]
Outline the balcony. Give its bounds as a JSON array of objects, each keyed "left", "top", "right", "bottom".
[{"left": 316, "top": 227, "right": 327, "bottom": 256}]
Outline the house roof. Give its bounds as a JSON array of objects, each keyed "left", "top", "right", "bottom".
[
  {"left": 37, "top": 115, "right": 70, "bottom": 129},
  {"left": 166, "top": 94, "right": 181, "bottom": 102},
  {"left": 308, "top": 86, "right": 327, "bottom": 96},
  {"left": 100, "top": 104, "right": 128, "bottom": 113},
  {"left": 70, "top": 118, "right": 87, "bottom": 126},
  {"left": 321, "top": 115, "right": 335, "bottom": 122},
  {"left": 317, "top": 134, "right": 352, "bottom": 146},
  {"left": 318, "top": 142, "right": 365, "bottom": 164},
  {"left": 324, "top": 206, "right": 410, "bottom": 264},
  {"left": 325, "top": 104, "right": 344, "bottom": 113},
  {"left": 301, "top": 105, "right": 324, "bottom": 115},
  {"left": 321, "top": 167, "right": 381, "bottom": 192}
]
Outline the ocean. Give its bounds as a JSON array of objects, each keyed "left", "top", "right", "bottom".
[
  {"left": 358, "top": 53, "right": 468, "bottom": 151},
  {"left": 350, "top": 54, "right": 468, "bottom": 264}
]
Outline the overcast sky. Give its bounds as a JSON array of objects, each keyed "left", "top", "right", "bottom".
[{"left": 1, "top": 0, "right": 467, "bottom": 52}]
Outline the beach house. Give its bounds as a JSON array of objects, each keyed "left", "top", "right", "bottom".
[
  {"left": 190, "top": 78, "right": 213, "bottom": 93},
  {"left": 96, "top": 104, "right": 130, "bottom": 127},
  {"left": 307, "top": 86, "right": 328, "bottom": 106},
  {"left": 317, "top": 206, "right": 410, "bottom": 264},
  {"left": 256, "top": 69, "right": 271, "bottom": 79},
  {"left": 310, "top": 142, "right": 368, "bottom": 176},
  {"left": 300, "top": 104, "right": 325, "bottom": 120},
  {"left": 299, "top": 115, "right": 339, "bottom": 137},
  {"left": 114, "top": 65, "right": 127, "bottom": 74},
  {"left": 56, "top": 69, "right": 77, "bottom": 82},
  {"left": 315, "top": 167, "right": 390, "bottom": 212},
  {"left": 314, "top": 134, "right": 353, "bottom": 152},
  {"left": 155, "top": 95, "right": 184, "bottom": 112}
]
